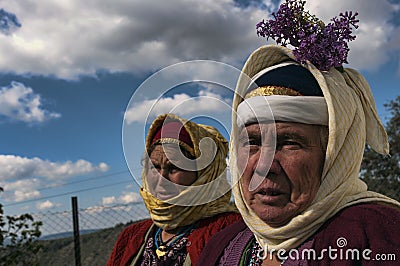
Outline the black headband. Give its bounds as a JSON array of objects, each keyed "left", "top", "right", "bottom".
[{"left": 252, "top": 64, "right": 323, "bottom": 97}]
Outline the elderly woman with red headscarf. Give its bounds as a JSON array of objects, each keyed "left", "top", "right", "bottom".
[
  {"left": 197, "top": 1, "right": 400, "bottom": 265},
  {"left": 107, "top": 113, "right": 240, "bottom": 266}
]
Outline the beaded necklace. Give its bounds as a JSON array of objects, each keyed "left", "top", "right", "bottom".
[{"left": 154, "top": 223, "right": 195, "bottom": 258}]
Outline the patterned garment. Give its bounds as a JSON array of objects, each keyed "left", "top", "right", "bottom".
[
  {"left": 244, "top": 237, "right": 313, "bottom": 266},
  {"left": 139, "top": 235, "right": 189, "bottom": 266},
  {"left": 247, "top": 240, "right": 264, "bottom": 266}
]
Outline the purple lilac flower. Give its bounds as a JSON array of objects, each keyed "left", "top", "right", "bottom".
[{"left": 256, "top": 0, "right": 359, "bottom": 71}]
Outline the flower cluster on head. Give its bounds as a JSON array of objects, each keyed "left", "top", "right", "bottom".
[{"left": 256, "top": 0, "right": 359, "bottom": 71}]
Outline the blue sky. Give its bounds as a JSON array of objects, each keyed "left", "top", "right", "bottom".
[{"left": 0, "top": 0, "right": 399, "bottom": 218}]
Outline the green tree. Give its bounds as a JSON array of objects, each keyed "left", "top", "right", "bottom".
[
  {"left": 361, "top": 96, "right": 400, "bottom": 201},
  {"left": 0, "top": 187, "right": 43, "bottom": 266}
]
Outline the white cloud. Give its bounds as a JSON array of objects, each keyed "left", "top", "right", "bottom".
[
  {"left": 98, "top": 162, "right": 109, "bottom": 172},
  {"left": 0, "top": 154, "right": 110, "bottom": 181},
  {"left": 0, "top": 81, "right": 60, "bottom": 123},
  {"left": 118, "top": 192, "right": 141, "bottom": 204},
  {"left": 102, "top": 196, "right": 116, "bottom": 205},
  {"left": 2, "top": 179, "right": 41, "bottom": 202},
  {"left": 14, "top": 190, "right": 40, "bottom": 202},
  {"left": 0, "top": 155, "right": 110, "bottom": 203},
  {"left": 0, "top": 1, "right": 397, "bottom": 79},
  {"left": 36, "top": 200, "right": 59, "bottom": 210},
  {"left": 124, "top": 93, "right": 189, "bottom": 124},
  {"left": 101, "top": 191, "right": 142, "bottom": 206},
  {"left": 84, "top": 205, "right": 106, "bottom": 214},
  {"left": 125, "top": 89, "right": 232, "bottom": 124},
  {"left": 0, "top": 0, "right": 267, "bottom": 79},
  {"left": 3, "top": 177, "right": 40, "bottom": 190},
  {"left": 76, "top": 202, "right": 148, "bottom": 231}
]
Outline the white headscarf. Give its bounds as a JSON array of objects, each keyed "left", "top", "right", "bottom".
[{"left": 230, "top": 45, "right": 400, "bottom": 251}]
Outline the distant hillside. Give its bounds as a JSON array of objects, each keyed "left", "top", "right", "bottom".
[
  {"left": 37, "top": 221, "right": 140, "bottom": 266},
  {"left": 39, "top": 229, "right": 100, "bottom": 241}
]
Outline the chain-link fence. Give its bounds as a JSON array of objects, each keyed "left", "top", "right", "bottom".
[
  {"left": 34, "top": 201, "right": 149, "bottom": 237},
  {"left": 30, "top": 200, "right": 150, "bottom": 266},
  {"left": 4, "top": 180, "right": 400, "bottom": 266}
]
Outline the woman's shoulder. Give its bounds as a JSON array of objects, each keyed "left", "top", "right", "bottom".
[
  {"left": 322, "top": 202, "right": 400, "bottom": 233},
  {"left": 107, "top": 219, "right": 153, "bottom": 266},
  {"left": 194, "top": 218, "right": 249, "bottom": 266},
  {"left": 121, "top": 218, "right": 153, "bottom": 232},
  {"left": 115, "top": 219, "right": 153, "bottom": 243},
  {"left": 189, "top": 211, "right": 243, "bottom": 245},
  {"left": 194, "top": 211, "right": 243, "bottom": 239},
  {"left": 335, "top": 202, "right": 400, "bottom": 220},
  {"left": 312, "top": 203, "right": 400, "bottom": 262},
  {"left": 317, "top": 203, "right": 399, "bottom": 236},
  {"left": 188, "top": 212, "right": 243, "bottom": 265}
]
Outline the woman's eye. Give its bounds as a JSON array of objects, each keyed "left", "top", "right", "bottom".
[
  {"left": 169, "top": 165, "right": 180, "bottom": 173},
  {"left": 280, "top": 141, "right": 301, "bottom": 149},
  {"left": 241, "top": 139, "right": 259, "bottom": 147},
  {"left": 238, "top": 138, "right": 260, "bottom": 156}
]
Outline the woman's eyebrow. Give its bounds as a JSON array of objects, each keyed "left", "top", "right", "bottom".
[
  {"left": 277, "top": 132, "right": 308, "bottom": 143},
  {"left": 238, "top": 131, "right": 260, "bottom": 142}
]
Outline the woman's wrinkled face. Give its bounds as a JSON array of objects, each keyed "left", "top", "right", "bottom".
[
  {"left": 237, "top": 122, "right": 325, "bottom": 227},
  {"left": 146, "top": 144, "right": 197, "bottom": 200}
]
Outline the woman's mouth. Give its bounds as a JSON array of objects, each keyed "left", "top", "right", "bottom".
[
  {"left": 258, "top": 188, "right": 283, "bottom": 196},
  {"left": 255, "top": 187, "right": 287, "bottom": 205}
]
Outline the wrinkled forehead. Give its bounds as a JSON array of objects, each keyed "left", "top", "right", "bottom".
[
  {"left": 148, "top": 143, "right": 197, "bottom": 170},
  {"left": 239, "top": 122, "right": 273, "bottom": 135},
  {"left": 239, "top": 121, "right": 322, "bottom": 139}
]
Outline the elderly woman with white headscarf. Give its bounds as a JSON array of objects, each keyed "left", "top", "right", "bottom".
[{"left": 197, "top": 42, "right": 400, "bottom": 265}]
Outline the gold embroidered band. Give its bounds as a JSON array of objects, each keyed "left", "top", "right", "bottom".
[{"left": 245, "top": 86, "right": 303, "bottom": 99}]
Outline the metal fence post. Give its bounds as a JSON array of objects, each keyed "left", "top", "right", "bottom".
[{"left": 71, "top": 196, "right": 81, "bottom": 266}]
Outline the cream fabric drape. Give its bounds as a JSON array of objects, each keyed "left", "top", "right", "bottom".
[
  {"left": 140, "top": 114, "right": 236, "bottom": 231},
  {"left": 230, "top": 45, "right": 400, "bottom": 251}
]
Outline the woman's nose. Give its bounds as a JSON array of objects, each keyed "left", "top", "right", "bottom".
[
  {"left": 159, "top": 168, "right": 169, "bottom": 179},
  {"left": 254, "top": 146, "right": 281, "bottom": 177}
]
